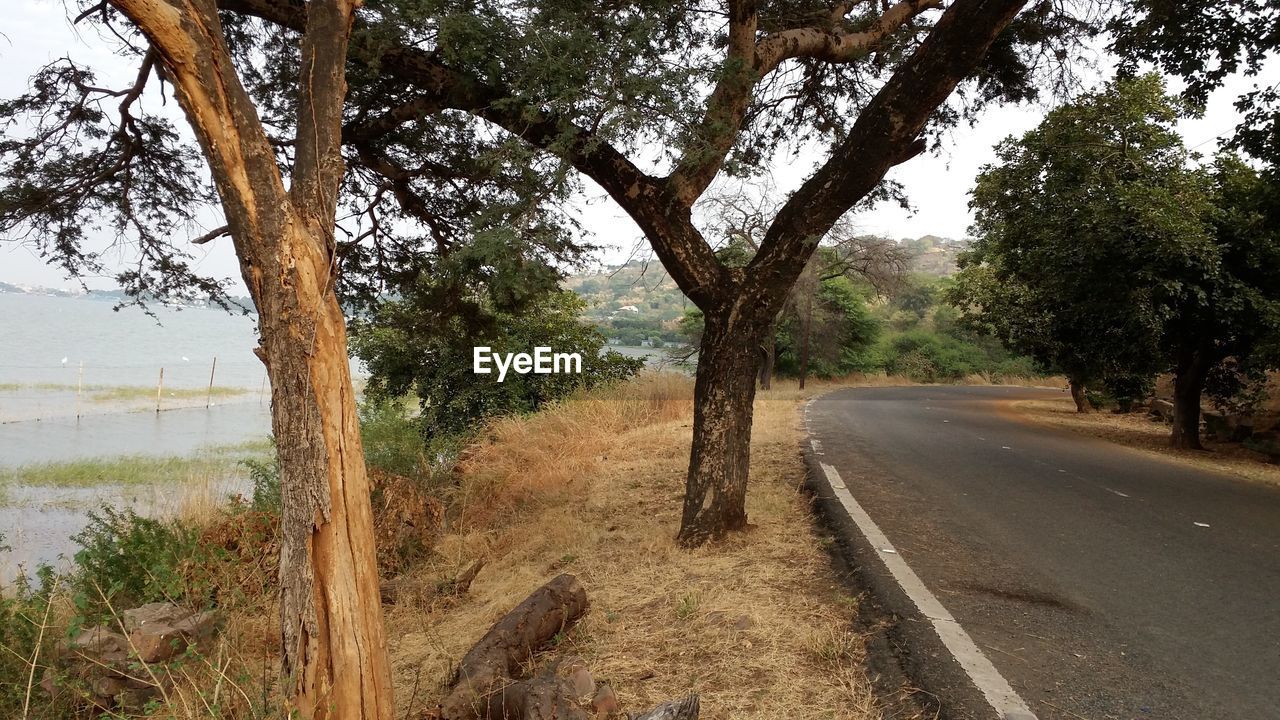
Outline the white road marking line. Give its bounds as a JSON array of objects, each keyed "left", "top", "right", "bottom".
[
  {"left": 817, "top": 460, "right": 1038, "bottom": 720},
  {"left": 1106, "top": 488, "right": 1130, "bottom": 498},
  {"left": 1194, "top": 521, "right": 1210, "bottom": 528}
]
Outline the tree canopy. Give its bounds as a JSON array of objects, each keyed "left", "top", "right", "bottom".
[{"left": 951, "top": 74, "right": 1280, "bottom": 446}]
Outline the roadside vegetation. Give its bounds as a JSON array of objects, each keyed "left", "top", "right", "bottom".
[
  {"left": 0, "top": 374, "right": 912, "bottom": 720},
  {"left": 949, "top": 75, "right": 1280, "bottom": 459}
]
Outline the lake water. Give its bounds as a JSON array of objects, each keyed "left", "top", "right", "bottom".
[
  {"left": 0, "top": 292, "right": 267, "bottom": 389},
  {"left": 0, "top": 293, "right": 274, "bottom": 573},
  {"left": 0, "top": 292, "right": 684, "bottom": 574}
]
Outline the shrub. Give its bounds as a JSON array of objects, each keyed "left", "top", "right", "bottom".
[
  {"left": 241, "top": 452, "right": 281, "bottom": 513},
  {"left": 68, "top": 507, "right": 197, "bottom": 625},
  {"left": 0, "top": 565, "right": 60, "bottom": 716},
  {"left": 881, "top": 331, "right": 986, "bottom": 382}
]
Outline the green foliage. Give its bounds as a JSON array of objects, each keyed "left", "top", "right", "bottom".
[
  {"left": 359, "top": 397, "right": 434, "bottom": 477},
  {"left": 949, "top": 74, "right": 1216, "bottom": 387},
  {"left": 889, "top": 277, "right": 938, "bottom": 319},
  {"left": 353, "top": 285, "right": 644, "bottom": 445},
  {"left": 241, "top": 453, "right": 282, "bottom": 513},
  {"left": 0, "top": 565, "right": 60, "bottom": 716},
  {"left": 879, "top": 330, "right": 988, "bottom": 383},
  {"left": 1111, "top": 1, "right": 1279, "bottom": 172},
  {"left": 1101, "top": 373, "right": 1156, "bottom": 412},
  {"left": 775, "top": 277, "right": 881, "bottom": 378},
  {"left": 68, "top": 507, "right": 198, "bottom": 625}
]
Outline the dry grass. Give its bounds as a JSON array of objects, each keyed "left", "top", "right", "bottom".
[
  {"left": 382, "top": 373, "right": 888, "bottom": 719},
  {"left": 59, "top": 372, "right": 949, "bottom": 719},
  {"left": 1010, "top": 398, "right": 1280, "bottom": 487}
]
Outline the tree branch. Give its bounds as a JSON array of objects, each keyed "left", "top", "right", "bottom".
[
  {"left": 755, "top": 0, "right": 942, "bottom": 75},
  {"left": 191, "top": 225, "right": 231, "bottom": 245},
  {"left": 667, "top": 0, "right": 760, "bottom": 207},
  {"left": 747, "top": 0, "right": 1029, "bottom": 300}
]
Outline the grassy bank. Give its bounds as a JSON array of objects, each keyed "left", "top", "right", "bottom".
[
  {"left": 0, "top": 383, "right": 250, "bottom": 403},
  {"left": 0, "top": 439, "right": 273, "bottom": 490},
  {"left": 382, "top": 373, "right": 887, "bottom": 719}
]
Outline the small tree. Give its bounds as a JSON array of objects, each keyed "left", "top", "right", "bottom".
[{"left": 352, "top": 279, "right": 644, "bottom": 445}]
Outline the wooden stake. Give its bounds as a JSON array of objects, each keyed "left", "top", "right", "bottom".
[
  {"left": 76, "top": 360, "right": 84, "bottom": 420},
  {"left": 206, "top": 356, "right": 218, "bottom": 408},
  {"left": 156, "top": 367, "right": 164, "bottom": 413}
]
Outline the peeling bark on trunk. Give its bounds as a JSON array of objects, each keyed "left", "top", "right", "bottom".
[
  {"left": 106, "top": 1, "right": 391, "bottom": 717},
  {"left": 677, "top": 309, "right": 764, "bottom": 547},
  {"left": 1171, "top": 345, "right": 1212, "bottom": 450},
  {"left": 1069, "top": 378, "right": 1089, "bottom": 413}
]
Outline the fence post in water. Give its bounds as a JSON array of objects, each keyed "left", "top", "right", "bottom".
[
  {"left": 156, "top": 367, "right": 164, "bottom": 413},
  {"left": 206, "top": 356, "right": 217, "bottom": 408},
  {"left": 76, "top": 360, "right": 84, "bottom": 420}
]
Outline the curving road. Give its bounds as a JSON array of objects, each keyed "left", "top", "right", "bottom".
[{"left": 805, "top": 385, "right": 1280, "bottom": 720}]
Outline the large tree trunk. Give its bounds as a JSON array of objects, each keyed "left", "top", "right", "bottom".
[
  {"left": 1069, "top": 378, "right": 1089, "bottom": 413},
  {"left": 108, "top": 1, "right": 392, "bottom": 717},
  {"left": 257, "top": 253, "right": 391, "bottom": 719},
  {"left": 1171, "top": 345, "right": 1212, "bottom": 450},
  {"left": 677, "top": 310, "right": 765, "bottom": 546}
]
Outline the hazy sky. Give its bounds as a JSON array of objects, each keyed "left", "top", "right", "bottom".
[{"left": 0, "top": 2, "right": 1270, "bottom": 292}]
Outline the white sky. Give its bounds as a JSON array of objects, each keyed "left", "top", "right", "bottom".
[{"left": 0, "top": 2, "right": 1271, "bottom": 292}]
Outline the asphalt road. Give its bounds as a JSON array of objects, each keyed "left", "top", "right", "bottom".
[{"left": 806, "top": 386, "right": 1280, "bottom": 720}]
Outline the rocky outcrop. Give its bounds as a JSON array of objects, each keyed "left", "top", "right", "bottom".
[{"left": 42, "top": 602, "right": 221, "bottom": 711}]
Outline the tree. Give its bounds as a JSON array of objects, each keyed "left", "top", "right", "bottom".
[
  {"left": 700, "top": 189, "right": 906, "bottom": 388},
  {"left": 950, "top": 75, "right": 1215, "bottom": 419},
  {"left": 7, "top": 1, "right": 1087, "bottom": 552},
  {"left": 1166, "top": 154, "right": 1280, "bottom": 446},
  {"left": 352, "top": 278, "right": 644, "bottom": 445},
  {"left": 775, "top": 274, "right": 881, "bottom": 382},
  {"left": 1111, "top": 1, "right": 1280, "bottom": 174},
  {"left": 951, "top": 75, "right": 1280, "bottom": 448},
  {"left": 0, "top": 1, "right": 392, "bottom": 717},
  {"left": 288, "top": 0, "right": 1065, "bottom": 545}
]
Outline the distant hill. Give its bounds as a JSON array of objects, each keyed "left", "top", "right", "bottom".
[
  {"left": 563, "top": 260, "right": 689, "bottom": 346},
  {"left": 0, "top": 282, "right": 254, "bottom": 310},
  {"left": 901, "top": 235, "right": 970, "bottom": 277}
]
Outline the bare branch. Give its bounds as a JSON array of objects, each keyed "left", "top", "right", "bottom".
[
  {"left": 191, "top": 225, "right": 230, "bottom": 245},
  {"left": 756, "top": 0, "right": 942, "bottom": 75}
]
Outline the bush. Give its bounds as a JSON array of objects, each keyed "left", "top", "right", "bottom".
[
  {"left": 0, "top": 566, "right": 60, "bottom": 716},
  {"left": 360, "top": 397, "right": 435, "bottom": 477},
  {"left": 354, "top": 289, "right": 645, "bottom": 443},
  {"left": 68, "top": 507, "right": 198, "bottom": 625},
  {"left": 881, "top": 331, "right": 987, "bottom": 382},
  {"left": 241, "top": 452, "right": 281, "bottom": 513}
]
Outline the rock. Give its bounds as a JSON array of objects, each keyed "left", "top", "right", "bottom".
[
  {"left": 1149, "top": 399, "right": 1174, "bottom": 422},
  {"left": 732, "top": 614, "right": 755, "bottom": 631},
  {"left": 46, "top": 602, "right": 221, "bottom": 711},
  {"left": 569, "top": 665, "right": 596, "bottom": 699},
  {"left": 592, "top": 684, "right": 621, "bottom": 717}
]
